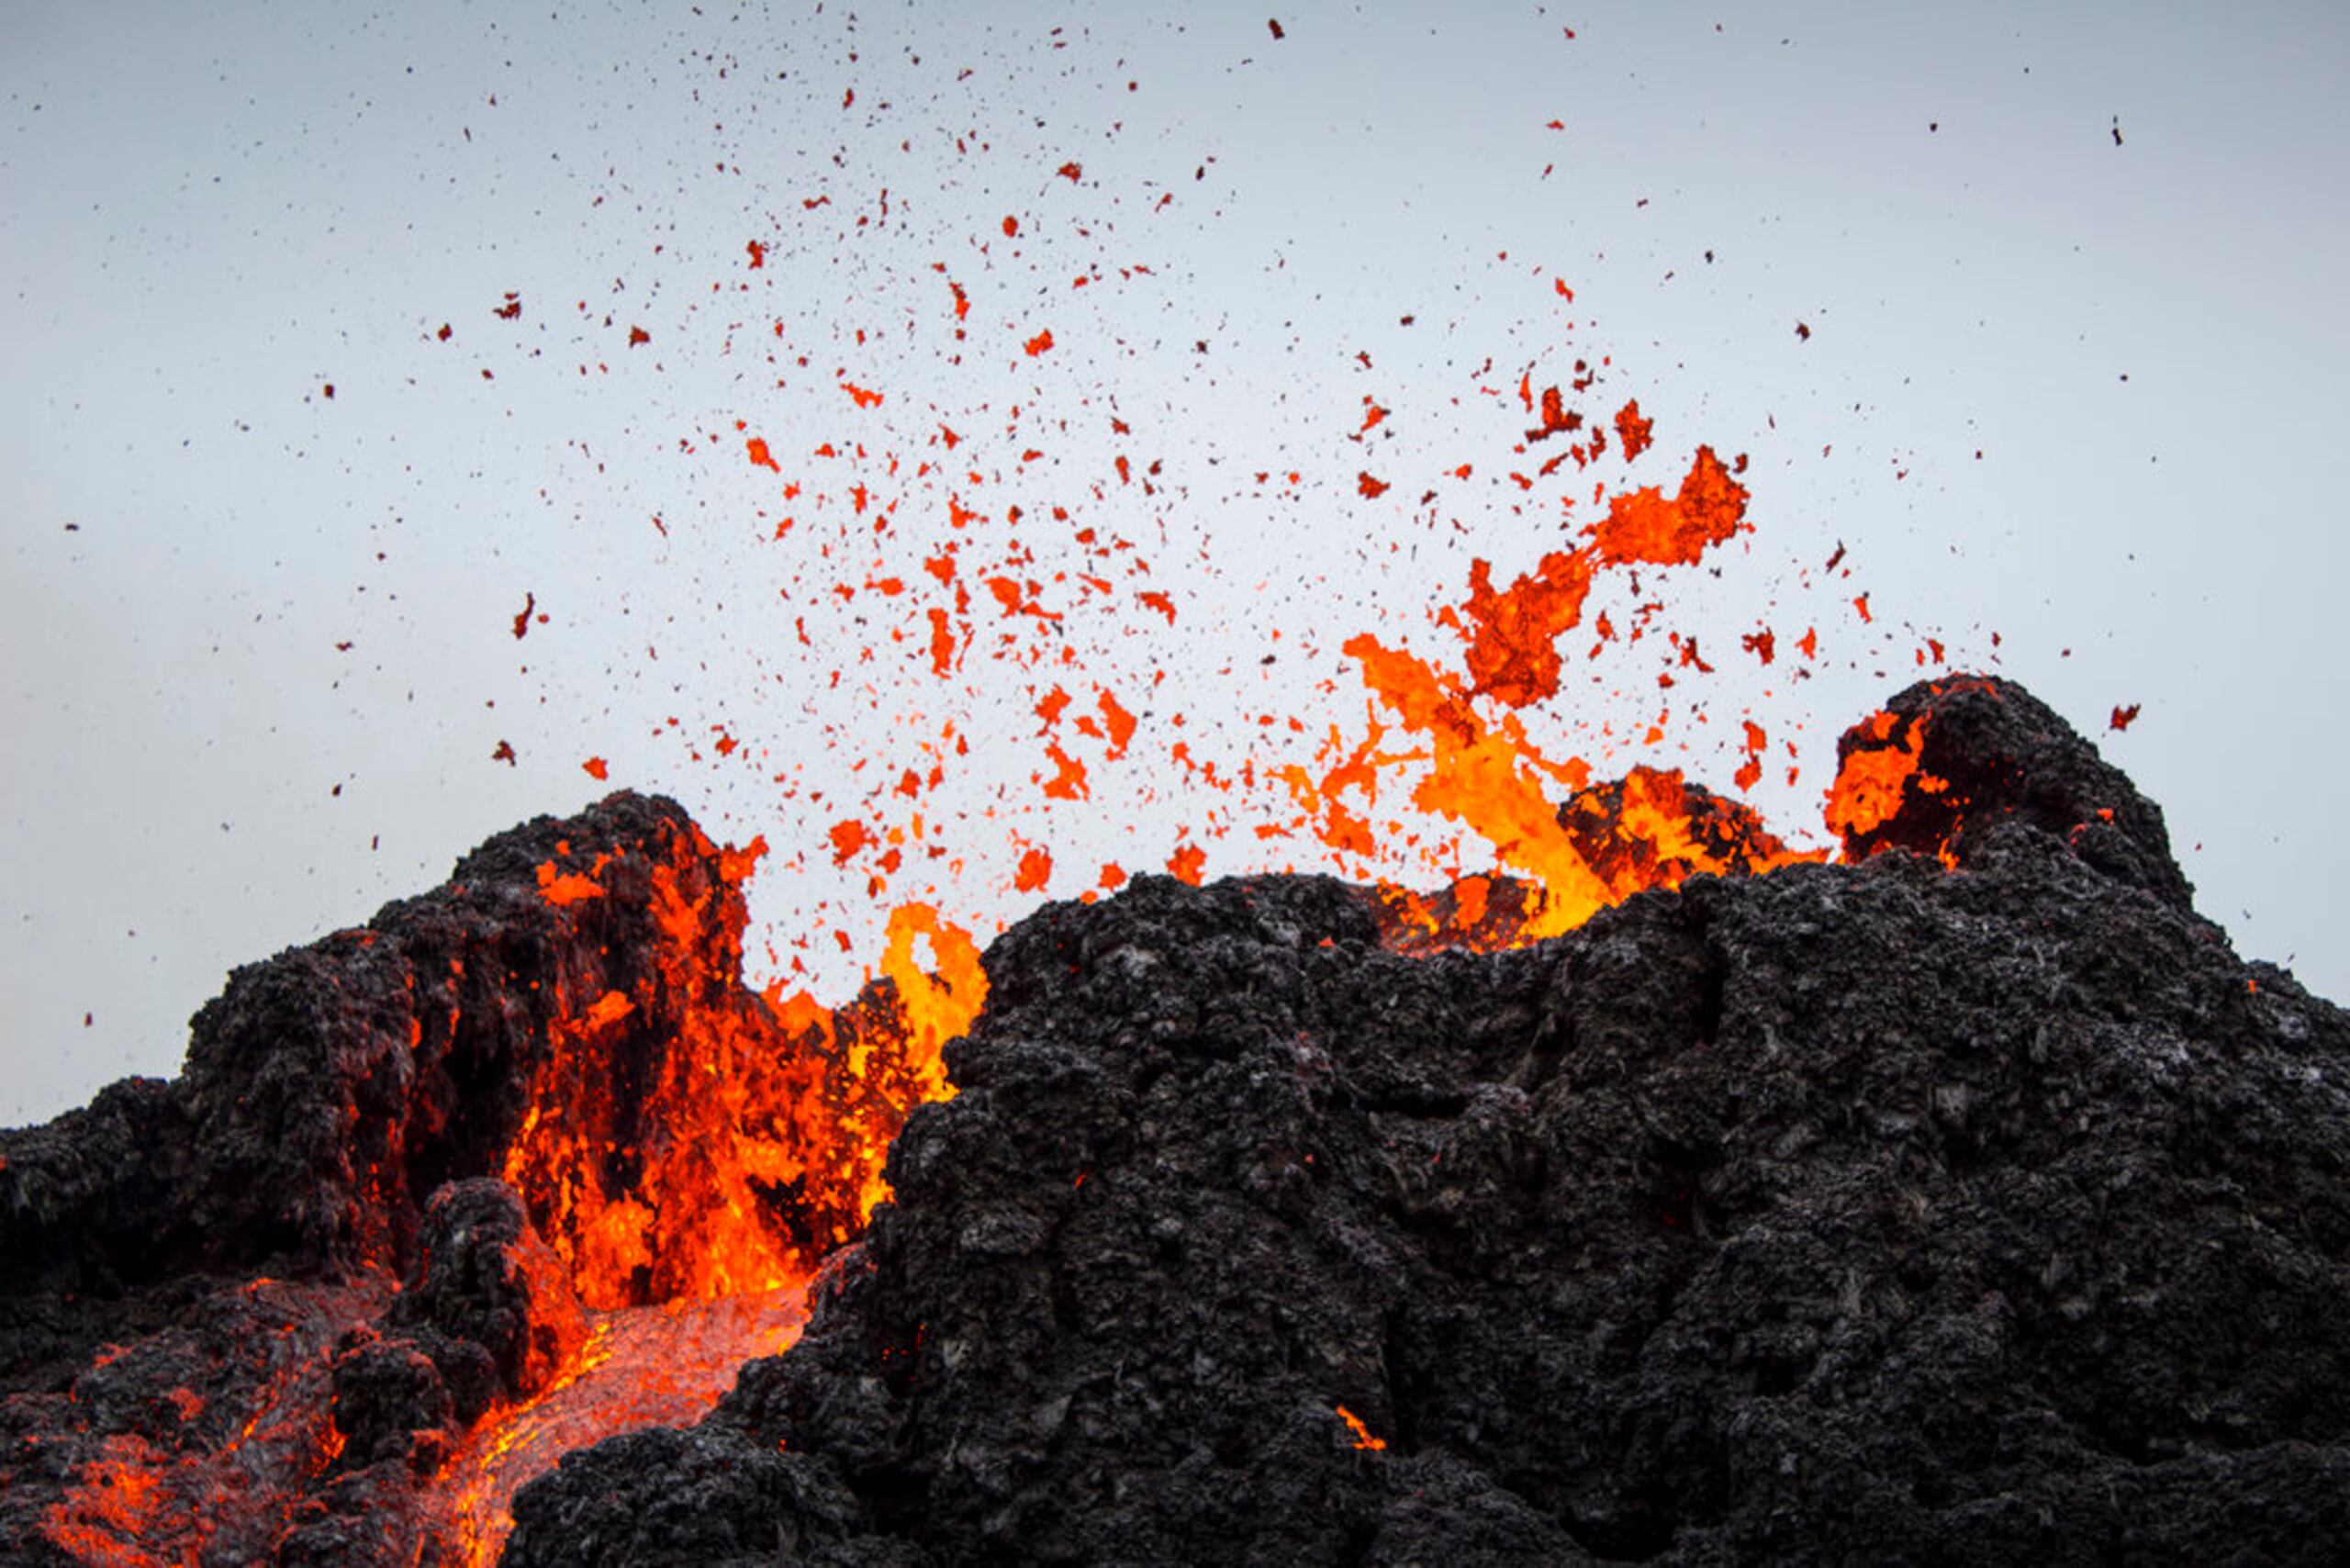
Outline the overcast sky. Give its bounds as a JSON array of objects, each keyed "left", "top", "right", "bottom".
[{"left": 6, "top": 2, "right": 2346, "bottom": 1125}]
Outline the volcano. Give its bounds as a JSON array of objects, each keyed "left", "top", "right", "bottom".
[{"left": 6, "top": 675, "right": 2349, "bottom": 1564}]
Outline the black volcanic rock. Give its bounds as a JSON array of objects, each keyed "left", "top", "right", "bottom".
[
  {"left": 329, "top": 1338, "right": 458, "bottom": 1473},
  {"left": 6, "top": 679, "right": 2348, "bottom": 1565},
  {"left": 2, "top": 793, "right": 742, "bottom": 1308},
  {"left": 393, "top": 1178, "right": 588, "bottom": 1408},
  {"left": 1837, "top": 673, "right": 2194, "bottom": 909},
  {"left": 499, "top": 681, "right": 2350, "bottom": 1566}
]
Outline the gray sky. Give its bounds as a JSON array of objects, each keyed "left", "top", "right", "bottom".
[{"left": 6, "top": 1, "right": 2347, "bottom": 1125}]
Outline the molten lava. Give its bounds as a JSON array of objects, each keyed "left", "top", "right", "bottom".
[
  {"left": 1824, "top": 710, "right": 1930, "bottom": 842},
  {"left": 499, "top": 834, "right": 985, "bottom": 1317},
  {"left": 442, "top": 1289, "right": 810, "bottom": 1565}
]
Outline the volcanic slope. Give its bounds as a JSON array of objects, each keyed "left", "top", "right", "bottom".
[{"left": 508, "top": 677, "right": 2350, "bottom": 1565}]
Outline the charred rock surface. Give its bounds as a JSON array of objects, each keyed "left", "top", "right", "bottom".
[
  {"left": 1839, "top": 673, "right": 2195, "bottom": 910},
  {"left": 503, "top": 681, "right": 2350, "bottom": 1566}
]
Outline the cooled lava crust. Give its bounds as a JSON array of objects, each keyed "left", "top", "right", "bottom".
[{"left": 8, "top": 676, "right": 2350, "bottom": 1565}]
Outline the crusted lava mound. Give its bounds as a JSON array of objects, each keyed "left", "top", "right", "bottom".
[{"left": 6, "top": 675, "right": 2349, "bottom": 1564}]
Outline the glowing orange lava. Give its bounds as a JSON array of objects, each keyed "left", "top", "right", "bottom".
[
  {"left": 1335, "top": 1406, "right": 1388, "bottom": 1451},
  {"left": 1824, "top": 710, "right": 1928, "bottom": 841},
  {"left": 502, "top": 831, "right": 985, "bottom": 1313},
  {"left": 442, "top": 1288, "right": 811, "bottom": 1566}
]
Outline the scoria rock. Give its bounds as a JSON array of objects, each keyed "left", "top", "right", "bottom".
[
  {"left": 1837, "top": 673, "right": 2194, "bottom": 909},
  {"left": 505, "top": 678, "right": 2350, "bottom": 1566},
  {"left": 392, "top": 1178, "right": 588, "bottom": 1409},
  {"left": 1, "top": 792, "right": 746, "bottom": 1305}
]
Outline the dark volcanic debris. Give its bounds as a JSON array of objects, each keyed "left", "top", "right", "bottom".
[{"left": 7, "top": 681, "right": 2350, "bottom": 1564}]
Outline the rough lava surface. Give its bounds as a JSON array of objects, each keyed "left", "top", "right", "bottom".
[{"left": 7, "top": 678, "right": 2350, "bottom": 1564}]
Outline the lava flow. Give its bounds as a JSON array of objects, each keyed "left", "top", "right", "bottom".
[
  {"left": 442, "top": 829, "right": 988, "bottom": 1562},
  {"left": 441, "top": 1289, "right": 810, "bottom": 1565}
]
